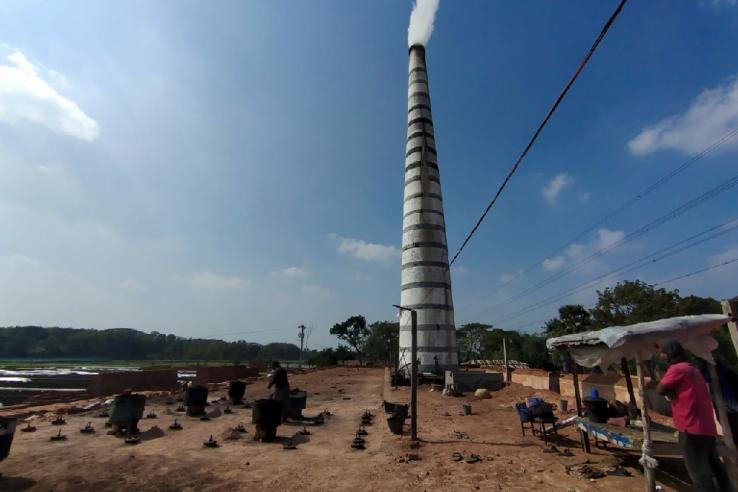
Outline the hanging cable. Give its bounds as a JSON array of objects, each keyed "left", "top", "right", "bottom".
[
  {"left": 448, "top": 0, "right": 629, "bottom": 267},
  {"left": 483, "top": 127, "right": 738, "bottom": 294}
]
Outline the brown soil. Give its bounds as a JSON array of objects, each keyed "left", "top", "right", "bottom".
[{"left": 0, "top": 367, "right": 679, "bottom": 491}]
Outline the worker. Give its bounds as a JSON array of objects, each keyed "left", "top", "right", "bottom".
[
  {"left": 267, "top": 360, "right": 291, "bottom": 422},
  {"left": 657, "top": 340, "right": 730, "bottom": 491}
]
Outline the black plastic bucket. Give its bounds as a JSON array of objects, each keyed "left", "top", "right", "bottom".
[
  {"left": 387, "top": 416, "right": 403, "bottom": 435},
  {"left": 584, "top": 398, "right": 609, "bottom": 423},
  {"left": 228, "top": 381, "right": 246, "bottom": 403},
  {"left": 0, "top": 417, "right": 17, "bottom": 462},
  {"left": 252, "top": 399, "right": 283, "bottom": 427},
  {"left": 393, "top": 404, "right": 409, "bottom": 420},
  {"left": 185, "top": 386, "right": 209, "bottom": 407},
  {"left": 110, "top": 394, "right": 146, "bottom": 423},
  {"left": 289, "top": 390, "right": 307, "bottom": 413}
]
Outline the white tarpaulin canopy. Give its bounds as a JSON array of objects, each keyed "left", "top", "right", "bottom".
[{"left": 546, "top": 314, "right": 730, "bottom": 369}]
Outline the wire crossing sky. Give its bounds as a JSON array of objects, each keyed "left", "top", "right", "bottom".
[{"left": 1, "top": 1, "right": 738, "bottom": 346}]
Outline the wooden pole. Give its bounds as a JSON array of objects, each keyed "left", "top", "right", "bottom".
[
  {"left": 707, "top": 363, "right": 738, "bottom": 491},
  {"left": 298, "top": 325, "right": 305, "bottom": 369},
  {"left": 410, "top": 309, "right": 418, "bottom": 444},
  {"left": 621, "top": 357, "right": 638, "bottom": 409},
  {"left": 503, "top": 337, "right": 509, "bottom": 385},
  {"left": 570, "top": 358, "right": 591, "bottom": 453},
  {"left": 720, "top": 298, "right": 738, "bottom": 359},
  {"left": 635, "top": 352, "right": 656, "bottom": 492}
]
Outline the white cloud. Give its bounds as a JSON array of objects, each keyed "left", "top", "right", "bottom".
[
  {"left": 628, "top": 77, "right": 738, "bottom": 156},
  {"left": 182, "top": 272, "right": 248, "bottom": 290},
  {"left": 542, "top": 173, "right": 574, "bottom": 205},
  {"left": 594, "top": 228, "right": 625, "bottom": 251},
  {"left": 566, "top": 243, "right": 585, "bottom": 259},
  {"left": 272, "top": 266, "right": 308, "bottom": 279},
  {"left": 329, "top": 233, "right": 400, "bottom": 263},
  {"left": 120, "top": 279, "right": 147, "bottom": 293},
  {"left": 0, "top": 253, "right": 41, "bottom": 269},
  {"left": 499, "top": 270, "right": 522, "bottom": 284},
  {"left": 708, "top": 245, "right": 738, "bottom": 268},
  {"left": 541, "top": 229, "right": 625, "bottom": 273},
  {"left": 452, "top": 265, "right": 468, "bottom": 275},
  {"left": 0, "top": 49, "right": 98, "bottom": 141},
  {"left": 577, "top": 191, "right": 591, "bottom": 203},
  {"left": 542, "top": 256, "right": 565, "bottom": 271},
  {"left": 567, "top": 228, "right": 625, "bottom": 260},
  {"left": 701, "top": 0, "right": 737, "bottom": 8}
]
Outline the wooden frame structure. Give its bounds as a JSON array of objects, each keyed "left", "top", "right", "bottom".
[{"left": 548, "top": 314, "right": 738, "bottom": 492}]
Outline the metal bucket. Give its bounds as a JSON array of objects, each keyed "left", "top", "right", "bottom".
[
  {"left": 110, "top": 394, "right": 146, "bottom": 423},
  {"left": 0, "top": 417, "right": 17, "bottom": 462}
]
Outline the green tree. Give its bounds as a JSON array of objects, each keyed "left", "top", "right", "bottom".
[
  {"left": 590, "top": 280, "right": 680, "bottom": 327},
  {"left": 456, "top": 323, "right": 492, "bottom": 361},
  {"left": 544, "top": 304, "right": 593, "bottom": 337},
  {"left": 0, "top": 326, "right": 303, "bottom": 363},
  {"left": 362, "top": 321, "right": 399, "bottom": 365},
  {"left": 520, "top": 335, "right": 551, "bottom": 369},
  {"left": 329, "top": 315, "right": 368, "bottom": 358}
]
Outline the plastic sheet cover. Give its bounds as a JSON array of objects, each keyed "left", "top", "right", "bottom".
[{"left": 545, "top": 314, "right": 730, "bottom": 369}]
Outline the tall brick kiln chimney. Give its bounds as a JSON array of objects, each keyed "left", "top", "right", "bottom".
[{"left": 399, "top": 44, "right": 457, "bottom": 374}]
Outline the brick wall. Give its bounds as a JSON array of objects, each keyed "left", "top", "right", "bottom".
[
  {"left": 193, "top": 366, "right": 259, "bottom": 385},
  {"left": 88, "top": 369, "right": 178, "bottom": 396},
  {"left": 495, "top": 368, "right": 644, "bottom": 406}
]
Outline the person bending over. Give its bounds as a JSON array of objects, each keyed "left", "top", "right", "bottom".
[
  {"left": 657, "top": 340, "right": 730, "bottom": 491},
  {"left": 268, "top": 360, "right": 291, "bottom": 422}
]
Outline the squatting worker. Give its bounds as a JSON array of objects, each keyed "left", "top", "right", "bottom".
[
  {"left": 656, "top": 340, "right": 730, "bottom": 492},
  {"left": 268, "top": 360, "right": 290, "bottom": 422}
]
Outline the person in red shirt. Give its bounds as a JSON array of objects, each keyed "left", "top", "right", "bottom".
[{"left": 657, "top": 340, "right": 730, "bottom": 492}]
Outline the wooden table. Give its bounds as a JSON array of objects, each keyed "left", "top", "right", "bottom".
[{"left": 575, "top": 417, "right": 681, "bottom": 456}]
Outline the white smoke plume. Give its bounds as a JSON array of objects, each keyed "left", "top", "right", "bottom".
[{"left": 407, "top": 0, "right": 440, "bottom": 47}]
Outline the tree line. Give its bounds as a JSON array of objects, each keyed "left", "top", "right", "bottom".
[
  {"left": 319, "top": 280, "right": 738, "bottom": 372},
  {"left": 0, "top": 326, "right": 306, "bottom": 362}
]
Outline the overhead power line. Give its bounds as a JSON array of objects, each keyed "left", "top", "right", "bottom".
[
  {"left": 500, "top": 257, "right": 738, "bottom": 331},
  {"left": 448, "top": 0, "right": 628, "bottom": 267},
  {"left": 481, "top": 173, "right": 738, "bottom": 314},
  {"left": 654, "top": 257, "right": 738, "bottom": 287},
  {"left": 484, "top": 217, "right": 738, "bottom": 325},
  {"left": 485, "top": 127, "right": 738, "bottom": 294}
]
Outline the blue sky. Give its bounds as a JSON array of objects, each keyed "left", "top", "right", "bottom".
[{"left": 1, "top": 0, "right": 738, "bottom": 349}]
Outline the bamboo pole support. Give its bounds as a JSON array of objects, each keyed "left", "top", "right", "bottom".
[
  {"left": 721, "top": 298, "right": 738, "bottom": 359},
  {"left": 621, "top": 357, "right": 638, "bottom": 410},
  {"left": 635, "top": 352, "right": 656, "bottom": 492},
  {"left": 707, "top": 363, "right": 738, "bottom": 491},
  {"left": 570, "top": 358, "right": 591, "bottom": 454}
]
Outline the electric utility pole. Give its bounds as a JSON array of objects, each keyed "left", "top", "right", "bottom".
[{"left": 298, "top": 325, "right": 306, "bottom": 369}]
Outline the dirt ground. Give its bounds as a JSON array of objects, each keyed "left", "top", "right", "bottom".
[{"left": 0, "top": 367, "right": 681, "bottom": 491}]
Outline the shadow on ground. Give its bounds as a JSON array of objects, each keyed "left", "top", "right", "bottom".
[{"left": 0, "top": 475, "right": 36, "bottom": 491}]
